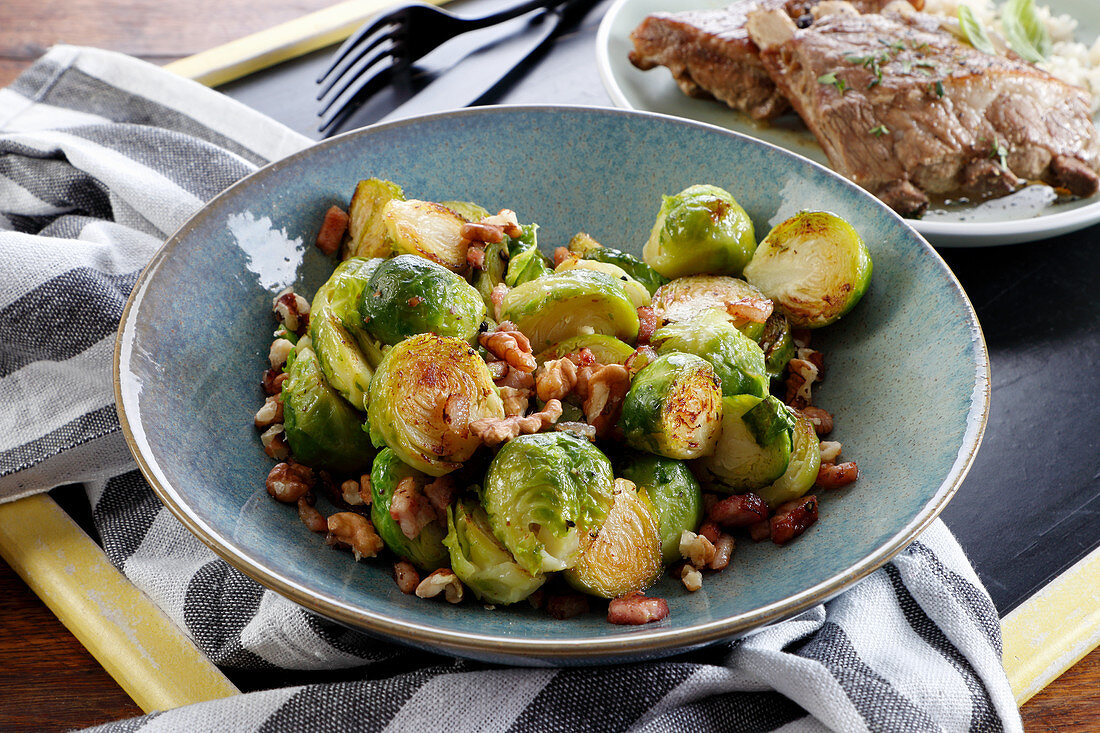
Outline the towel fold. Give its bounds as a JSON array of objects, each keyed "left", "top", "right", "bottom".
[{"left": 1, "top": 46, "right": 1022, "bottom": 732}]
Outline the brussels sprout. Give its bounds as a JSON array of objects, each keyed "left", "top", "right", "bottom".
[
  {"left": 383, "top": 198, "right": 469, "bottom": 272},
  {"left": 620, "top": 352, "right": 723, "bottom": 460},
  {"left": 444, "top": 499, "right": 546, "bottom": 605},
  {"left": 368, "top": 334, "right": 504, "bottom": 476},
  {"left": 743, "top": 211, "right": 872, "bottom": 328},
  {"left": 650, "top": 275, "right": 768, "bottom": 341},
  {"left": 568, "top": 233, "right": 668, "bottom": 296},
  {"left": 500, "top": 269, "right": 639, "bottom": 352},
  {"left": 344, "top": 178, "right": 403, "bottom": 259},
  {"left": 564, "top": 479, "right": 663, "bottom": 598},
  {"left": 370, "top": 448, "right": 449, "bottom": 571},
  {"left": 281, "top": 346, "right": 374, "bottom": 473},
  {"left": 651, "top": 311, "right": 768, "bottom": 398},
  {"left": 756, "top": 408, "right": 822, "bottom": 508},
  {"left": 472, "top": 239, "right": 508, "bottom": 312},
  {"left": 643, "top": 184, "right": 757, "bottom": 279},
  {"left": 440, "top": 200, "right": 490, "bottom": 222},
  {"left": 505, "top": 225, "right": 552, "bottom": 287},
  {"left": 535, "top": 334, "right": 636, "bottom": 366},
  {"left": 310, "top": 257, "right": 385, "bottom": 412},
  {"left": 482, "top": 432, "right": 616, "bottom": 575},
  {"left": 359, "top": 255, "right": 487, "bottom": 346},
  {"left": 554, "top": 258, "right": 651, "bottom": 309},
  {"left": 759, "top": 312, "right": 797, "bottom": 382},
  {"left": 692, "top": 395, "right": 793, "bottom": 494},
  {"left": 618, "top": 453, "right": 703, "bottom": 564}
]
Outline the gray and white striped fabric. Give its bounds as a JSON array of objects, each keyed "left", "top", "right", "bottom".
[{"left": 3, "top": 46, "right": 1022, "bottom": 732}]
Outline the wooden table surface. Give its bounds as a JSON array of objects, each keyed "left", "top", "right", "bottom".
[{"left": 1, "top": 1, "right": 1098, "bottom": 729}]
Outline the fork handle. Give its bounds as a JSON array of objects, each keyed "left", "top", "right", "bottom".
[{"left": 463, "top": 0, "right": 567, "bottom": 30}]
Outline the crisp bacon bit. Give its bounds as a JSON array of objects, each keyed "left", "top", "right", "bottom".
[
  {"left": 553, "top": 246, "right": 575, "bottom": 268},
  {"left": 708, "top": 493, "right": 770, "bottom": 527},
  {"left": 582, "top": 364, "right": 630, "bottom": 437},
  {"left": 607, "top": 592, "right": 669, "bottom": 625},
  {"left": 624, "top": 345, "right": 658, "bottom": 376},
  {"left": 461, "top": 221, "right": 505, "bottom": 244},
  {"left": 709, "top": 533, "right": 735, "bottom": 571},
  {"left": 726, "top": 297, "right": 773, "bottom": 324},
  {"left": 816, "top": 461, "right": 859, "bottom": 490},
  {"left": 770, "top": 496, "right": 819, "bottom": 545},
  {"left": 801, "top": 406, "right": 834, "bottom": 435},
  {"left": 546, "top": 593, "right": 589, "bottom": 620},
  {"left": 490, "top": 283, "right": 509, "bottom": 321},
  {"left": 423, "top": 476, "right": 456, "bottom": 514},
  {"left": 498, "top": 385, "right": 531, "bottom": 417},
  {"left": 565, "top": 347, "right": 598, "bottom": 369},
  {"left": 390, "top": 477, "right": 437, "bottom": 540},
  {"left": 394, "top": 561, "right": 420, "bottom": 594},
  {"left": 480, "top": 328, "right": 536, "bottom": 373},
  {"left": 636, "top": 305, "right": 658, "bottom": 344},
  {"left": 466, "top": 244, "right": 486, "bottom": 270},
  {"left": 535, "top": 357, "right": 578, "bottom": 402},
  {"left": 749, "top": 520, "right": 771, "bottom": 542},
  {"left": 470, "top": 400, "right": 563, "bottom": 446},
  {"left": 315, "top": 205, "right": 349, "bottom": 255},
  {"left": 697, "top": 521, "right": 721, "bottom": 544}
]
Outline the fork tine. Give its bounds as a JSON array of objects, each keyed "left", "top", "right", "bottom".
[
  {"left": 317, "top": 42, "right": 396, "bottom": 113},
  {"left": 316, "top": 10, "right": 401, "bottom": 85},
  {"left": 318, "top": 60, "right": 400, "bottom": 134},
  {"left": 316, "top": 27, "right": 398, "bottom": 100}
]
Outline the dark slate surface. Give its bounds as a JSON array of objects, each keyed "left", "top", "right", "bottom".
[{"left": 218, "top": 0, "right": 1100, "bottom": 614}]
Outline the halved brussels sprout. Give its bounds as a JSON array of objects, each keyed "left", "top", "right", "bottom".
[
  {"left": 743, "top": 211, "right": 872, "bottom": 328},
  {"left": 554, "top": 258, "right": 651, "bottom": 309},
  {"left": 620, "top": 352, "right": 723, "bottom": 460},
  {"left": 618, "top": 453, "right": 703, "bottom": 564},
  {"left": 344, "top": 178, "right": 403, "bottom": 259},
  {"left": 472, "top": 239, "right": 508, "bottom": 312},
  {"left": 692, "top": 395, "right": 793, "bottom": 494},
  {"left": 651, "top": 311, "right": 768, "bottom": 399},
  {"left": 500, "top": 269, "right": 639, "bottom": 352},
  {"left": 310, "top": 257, "right": 385, "bottom": 412},
  {"left": 440, "top": 200, "right": 490, "bottom": 222},
  {"left": 482, "top": 432, "right": 616, "bottom": 575},
  {"left": 370, "top": 448, "right": 449, "bottom": 571},
  {"left": 383, "top": 198, "right": 469, "bottom": 272},
  {"left": 444, "top": 498, "right": 546, "bottom": 605},
  {"left": 643, "top": 184, "right": 757, "bottom": 279},
  {"left": 359, "top": 254, "right": 487, "bottom": 346},
  {"left": 568, "top": 232, "right": 668, "bottom": 296},
  {"left": 564, "top": 479, "right": 663, "bottom": 598},
  {"left": 505, "top": 225, "right": 552, "bottom": 287},
  {"left": 650, "top": 275, "right": 768, "bottom": 341},
  {"left": 281, "top": 346, "right": 374, "bottom": 473},
  {"left": 756, "top": 407, "right": 822, "bottom": 508},
  {"left": 368, "top": 334, "right": 504, "bottom": 476},
  {"left": 759, "top": 312, "right": 797, "bottom": 382},
  {"left": 535, "top": 334, "right": 636, "bottom": 366}
]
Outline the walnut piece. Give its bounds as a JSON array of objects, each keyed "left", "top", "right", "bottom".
[
  {"left": 297, "top": 496, "right": 327, "bottom": 533},
  {"left": 266, "top": 461, "right": 313, "bottom": 502},
  {"left": 254, "top": 395, "right": 284, "bottom": 429},
  {"left": 260, "top": 424, "right": 290, "bottom": 460},
  {"left": 415, "top": 569, "right": 465, "bottom": 603},
  {"left": 679, "top": 530, "right": 717, "bottom": 569},
  {"left": 583, "top": 364, "right": 630, "bottom": 437},
  {"left": 470, "top": 399, "right": 563, "bottom": 446},
  {"left": 535, "top": 358, "right": 578, "bottom": 402},
  {"left": 819, "top": 441, "right": 843, "bottom": 464},
  {"left": 389, "top": 477, "right": 438, "bottom": 540},
  {"left": 341, "top": 479, "right": 364, "bottom": 506},
  {"left": 394, "top": 561, "right": 421, "bottom": 594},
  {"left": 269, "top": 338, "right": 294, "bottom": 369},
  {"left": 679, "top": 564, "right": 703, "bottom": 592},
  {"left": 273, "top": 289, "right": 311, "bottom": 335},
  {"left": 325, "top": 512, "right": 384, "bottom": 560},
  {"left": 479, "top": 326, "right": 536, "bottom": 373},
  {"left": 498, "top": 385, "right": 531, "bottom": 417}
]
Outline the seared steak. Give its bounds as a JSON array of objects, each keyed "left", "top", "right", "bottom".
[
  {"left": 628, "top": 0, "right": 919, "bottom": 121},
  {"left": 746, "top": 8, "right": 1100, "bottom": 215}
]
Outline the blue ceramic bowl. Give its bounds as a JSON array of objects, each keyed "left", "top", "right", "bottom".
[{"left": 115, "top": 106, "right": 989, "bottom": 666}]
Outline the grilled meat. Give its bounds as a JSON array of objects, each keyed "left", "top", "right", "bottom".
[
  {"left": 628, "top": 0, "right": 920, "bottom": 121},
  {"left": 746, "top": 8, "right": 1100, "bottom": 215}
]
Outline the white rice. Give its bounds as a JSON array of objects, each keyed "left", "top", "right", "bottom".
[{"left": 920, "top": 0, "right": 1100, "bottom": 113}]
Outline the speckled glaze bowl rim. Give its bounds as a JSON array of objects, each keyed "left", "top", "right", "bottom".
[{"left": 114, "top": 104, "right": 990, "bottom": 662}]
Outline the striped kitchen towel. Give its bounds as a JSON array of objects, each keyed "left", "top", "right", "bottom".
[{"left": 2, "top": 46, "right": 1022, "bottom": 732}]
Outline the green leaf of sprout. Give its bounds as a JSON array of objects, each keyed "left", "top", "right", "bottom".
[{"left": 958, "top": 5, "right": 996, "bottom": 55}]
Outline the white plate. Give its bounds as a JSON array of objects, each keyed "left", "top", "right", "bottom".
[{"left": 596, "top": 0, "right": 1100, "bottom": 246}]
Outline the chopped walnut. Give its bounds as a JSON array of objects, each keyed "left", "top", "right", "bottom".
[
  {"left": 796, "top": 347, "right": 825, "bottom": 376},
  {"left": 415, "top": 569, "right": 465, "bottom": 603},
  {"left": 582, "top": 364, "right": 630, "bottom": 436},
  {"left": 297, "top": 496, "right": 327, "bottom": 533},
  {"left": 801, "top": 405, "right": 834, "bottom": 435},
  {"left": 535, "top": 358, "right": 578, "bottom": 402},
  {"left": 481, "top": 209, "right": 523, "bottom": 237},
  {"left": 680, "top": 563, "right": 703, "bottom": 592},
  {"left": 709, "top": 533, "right": 735, "bottom": 571},
  {"left": 679, "top": 530, "right": 717, "bottom": 569},
  {"left": 495, "top": 365, "right": 535, "bottom": 391},
  {"left": 607, "top": 592, "right": 669, "bottom": 625},
  {"left": 498, "top": 386, "right": 531, "bottom": 417},
  {"left": 490, "top": 283, "right": 509, "bottom": 321},
  {"left": 340, "top": 479, "right": 364, "bottom": 506},
  {"left": 697, "top": 520, "right": 720, "bottom": 544},
  {"left": 269, "top": 338, "right": 294, "bottom": 369},
  {"left": 394, "top": 561, "right": 420, "bottom": 594},
  {"left": 273, "top": 289, "right": 311, "bottom": 335},
  {"left": 325, "top": 512, "right": 384, "bottom": 560},
  {"left": 266, "top": 462, "right": 314, "bottom": 502},
  {"left": 785, "top": 358, "right": 820, "bottom": 407},
  {"left": 358, "top": 474, "right": 373, "bottom": 505},
  {"left": 254, "top": 395, "right": 284, "bottom": 429},
  {"left": 390, "top": 477, "right": 438, "bottom": 540},
  {"left": 260, "top": 425, "right": 290, "bottom": 460},
  {"left": 470, "top": 399, "right": 563, "bottom": 446},
  {"left": 262, "top": 368, "right": 288, "bottom": 395},
  {"left": 423, "top": 476, "right": 456, "bottom": 515},
  {"left": 480, "top": 327, "right": 536, "bottom": 373}
]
